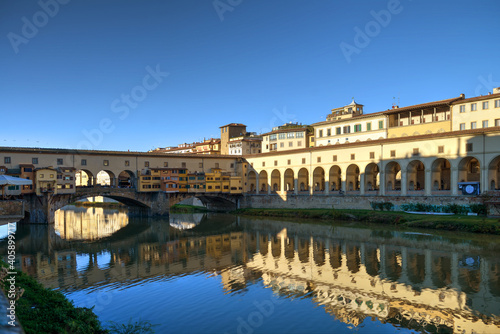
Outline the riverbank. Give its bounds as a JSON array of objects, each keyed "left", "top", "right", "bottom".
[
  {"left": 170, "top": 204, "right": 209, "bottom": 213},
  {"left": 0, "top": 261, "right": 105, "bottom": 333},
  {"left": 234, "top": 208, "right": 500, "bottom": 235}
]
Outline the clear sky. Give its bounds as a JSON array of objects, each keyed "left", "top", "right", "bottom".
[{"left": 1, "top": 0, "right": 499, "bottom": 152}]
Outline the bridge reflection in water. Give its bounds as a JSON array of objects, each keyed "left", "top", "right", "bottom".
[{"left": 2, "top": 212, "right": 500, "bottom": 333}]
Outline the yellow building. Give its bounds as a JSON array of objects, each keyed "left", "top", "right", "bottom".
[
  {"left": 313, "top": 99, "right": 387, "bottom": 146},
  {"left": 451, "top": 90, "right": 500, "bottom": 131},
  {"left": 56, "top": 167, "right": 76, "bottom": 194},
  {"left": 35, "top": 168, "right": 58, "bottom": 195},
  {"left": 187, "top": 172, "right": 206, "bottom": 193},
  {"left": 244, "top": 91, "right": 500, "bottom": 196},
  {"left": 178, "top": 169, "right": 188, "bottom": 193},
  {"left": 205, "top": 168, "right": 232, "bottom": 193}
]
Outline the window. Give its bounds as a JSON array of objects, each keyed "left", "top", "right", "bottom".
[
  {"left": 39, "top": 174, "right": 44, "bottom": 178},
  {"left": 460, "top": 123, "right": 466, "bottom": 130},
  {"left": 302, "top": 158, "right": 306, "bottom": 164},
  {"left": 366, "top": 123, "right": 371, "bottom": 131},
  {"left": 354, "top": 124, "right": 362, "bottom": 132},
  {"left": 262, "top": 162, "right": 265, "bottom": 167},
  {"left": 50, "top": 174, "right": 54, "bottom": 178},
  {"left": 370, "top": 152, "right": 375, "bottom": 159},
  {"left": 319, "top": 130, "right": 323, "bottom": 137},
  {"left": 230, "top": 163, "right": 234, "bottom": 168},
  {"left": 471, "top": 121, "right": 477, "bottom": 129},
  {"left": 287, "top": 132, "right": 294, "bottom": 138},
  {"left": 144, "top": 161, "right": 149, "bottom": 167},
  {"left": 332, "top": 155, "right": 337, "bottom": 162},
  {"left": 496, "top": 119, "right": 500, "bottom": 127},
  {"left": 482, "top": 101, "right": 489, "bottom": 109},
  {"left": 413, "top": 148, "right": 419, "bottom": 156},
  {"left": 125, "top": 160, "right": 130, "bottom": 166},
  {"left": 343, "top": 126, "right": 350, "bottom": 134},
  {"left": 466, "top": 143, "right": 473, "bottom": 152},
  {"left": 270, "top": 134, "right": 277, "bottom": 141},
  {"left": 287, "top": 159, "right": 291, "bottom": 165},
  {"left": 351, "top": 154, "right": 355, "bottom": 160},
  {"left": 471, "top": 103, "right": 477, "bottom": 111},
  {"left": 182, "top": 162, "right": 187, "bottom": 168},
  {"left": 32, "top": 158, "right": 38, "bottom": 164},
  {"left": 327, "top": 129, "right": 331, "bottom": 136},
  {"left": 336, "top": 127, "right": 341, "bottom": 135},
  {"left": 495, "top": 100, "right": 500, "bottom": 108},
  {"left": 390, "top": 150, "right": 396, "bottom": 157},
  {"left": 297, "top": 141, "right": 302, "bottom": 147},
  {"left": 459, "top": 105, "right": 465, "bottom": 113},
  {"left": 438, "top": 146, "right": 444, "bottom": 153},
  {"left": 4, "top": 157, "right": 10, "bottom": 164},
  {"left": 379, "top": 120, "right": 384, "bottom": 129},
  {"left": 280, "top": 142, "right": 284, "bottom": 148},
  {"left": 296, "top": 132, "right": 304, "bottom": 138},
  {"left": 81, "top": 159, "right": 87, "bottom": 166},
  {"left": 164, "top": 162, "right": 168, "bottom": 167},
  {"left": 57, "top": 159, "right": 63, "bottom": 165},
  {"left": 274, "top": 160, "right": 278, "bottom": 166},
  {"left": 278, "top": 133, "right": 286, "bottom": 139},
  {"left": 288, "top": 142, "right": 293, "bottom": 147},
  {"left": 103, "top": 160, "right": 109, "bottom": 166},
  {"left": 317, "top": 157, "right": 321, "bottom": 163},
  {"left": 483, "top": 120, "right": 488, "bottom": 128}
]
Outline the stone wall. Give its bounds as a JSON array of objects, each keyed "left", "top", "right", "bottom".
[
  {"left": 0, "top": 200, "right": 24, "bottom": 217},
  {"left": 240, "top": 194, "right": 483, "bottom": 210}
]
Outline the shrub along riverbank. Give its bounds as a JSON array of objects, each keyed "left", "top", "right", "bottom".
[
  {"left": 233, "top": 208, "right": 500, "bottom": 235},
  {"left": 0, "top": 261, "right": 105, "bottom": 333}
]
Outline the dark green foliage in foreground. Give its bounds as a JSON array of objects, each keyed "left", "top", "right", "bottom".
[
  {"left": 370, "top": 201, "right": 394, "bottom": 211},
  {"left": 0, "top": 261, "right": 105, "bottom": 334},
  {"left": 399, "top": 202, "right": 488, "bottom": 215},
  {"left": 234, "top": 208, "right": 500, "bottom": 235}
]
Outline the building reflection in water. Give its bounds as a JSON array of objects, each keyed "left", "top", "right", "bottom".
[
  {"left": 2, "top": 213, "right": 500, "bottom": 333},
  {"left": 54, "top": 205, "right": 129, "bottom": 240}
]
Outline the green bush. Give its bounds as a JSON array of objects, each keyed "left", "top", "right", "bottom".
[
  {"left": 0, "top": 261, "right": 106, "bottom": 334},
  {"left": 370, "top": 201, "right": 394, "bottom": 211},
  {"left": 469, "top": 203, "right": 487, "bottom": 215}
]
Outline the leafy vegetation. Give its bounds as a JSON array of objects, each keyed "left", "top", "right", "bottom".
[
  {"left": 0, "top": 261, "right": 158, "bottom": 334},
  {"left": 370, "top": 201, "right": 394, "bottom": 211},
  {"left": 170, "top": 204, "right": 209, "bottom": 213},
  {"left": 234, "top": 208, "right": 500, "bottom": 235},
  {"left": 0, "top": 261, "right": 106, "bottom": 334},
  {"left": 400, "top": 202, "right": 487, "bottom": 215}
]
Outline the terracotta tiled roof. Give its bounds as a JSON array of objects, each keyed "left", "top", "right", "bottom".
[
  {"left": 451, "top": 92, "right": 500, "bottom": 104},
  {"left": 382, "top": 96, "right": 463, "bottom": 115}
]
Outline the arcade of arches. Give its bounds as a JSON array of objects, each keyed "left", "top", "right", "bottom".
[
  {"left": 76, "top": 170, "right": 136, "bottom": 188},
  {"left": 246, "top": 155, "right": 500, "bottom": 196}
]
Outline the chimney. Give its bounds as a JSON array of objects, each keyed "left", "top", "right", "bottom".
[
  {"left": 460, "top": 93, "right": 465, "bottom": 99},
  {"left": 493, "top": 87, "right": 500, "bottom": 94}
]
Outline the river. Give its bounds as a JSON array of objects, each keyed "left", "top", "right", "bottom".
[{"left": 1, "top": 205, "right": 500, "bottom": 333}]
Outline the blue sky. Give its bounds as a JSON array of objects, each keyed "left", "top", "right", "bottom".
[{"left": 1, "top": 0, "right": 499, "bottom": 152}]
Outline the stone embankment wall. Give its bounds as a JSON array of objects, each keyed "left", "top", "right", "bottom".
[
  {"left": 240, "top": 194, "right": 483, "bottom": 210},
  {"left": 0, "top": 200, "right": 24, "bottom": 217}
]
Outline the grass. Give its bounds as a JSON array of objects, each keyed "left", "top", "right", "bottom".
[
  {"left": 170, "top": 204, "right": 209, "bottom": 213},
  {"left": 233, "top": 208, "right": 500, "bottom": 235}
]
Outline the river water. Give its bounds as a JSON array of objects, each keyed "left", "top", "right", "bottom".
[{"left": 1, "top": 205, "right": 500, "bottom": 333}]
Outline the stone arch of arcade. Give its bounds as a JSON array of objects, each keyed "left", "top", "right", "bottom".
[
  {"left": 248, "top": 154, "right": 496, "bottom": 196},
  {"left": 76, "top": 169, "right": 137, "bottom": 189}
]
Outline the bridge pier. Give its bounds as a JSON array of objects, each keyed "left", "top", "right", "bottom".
[{"left": 25, "top": 194, "right": 55, "bottom": 224}]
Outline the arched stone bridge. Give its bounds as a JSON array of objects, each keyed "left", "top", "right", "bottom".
[{"left": 24, "top": 187, "right": 241, "bottom": 224}]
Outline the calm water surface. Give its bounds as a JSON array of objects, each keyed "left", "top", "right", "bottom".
[{"left": 2, "top": 205, "right": 500, "bottom": 334}]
